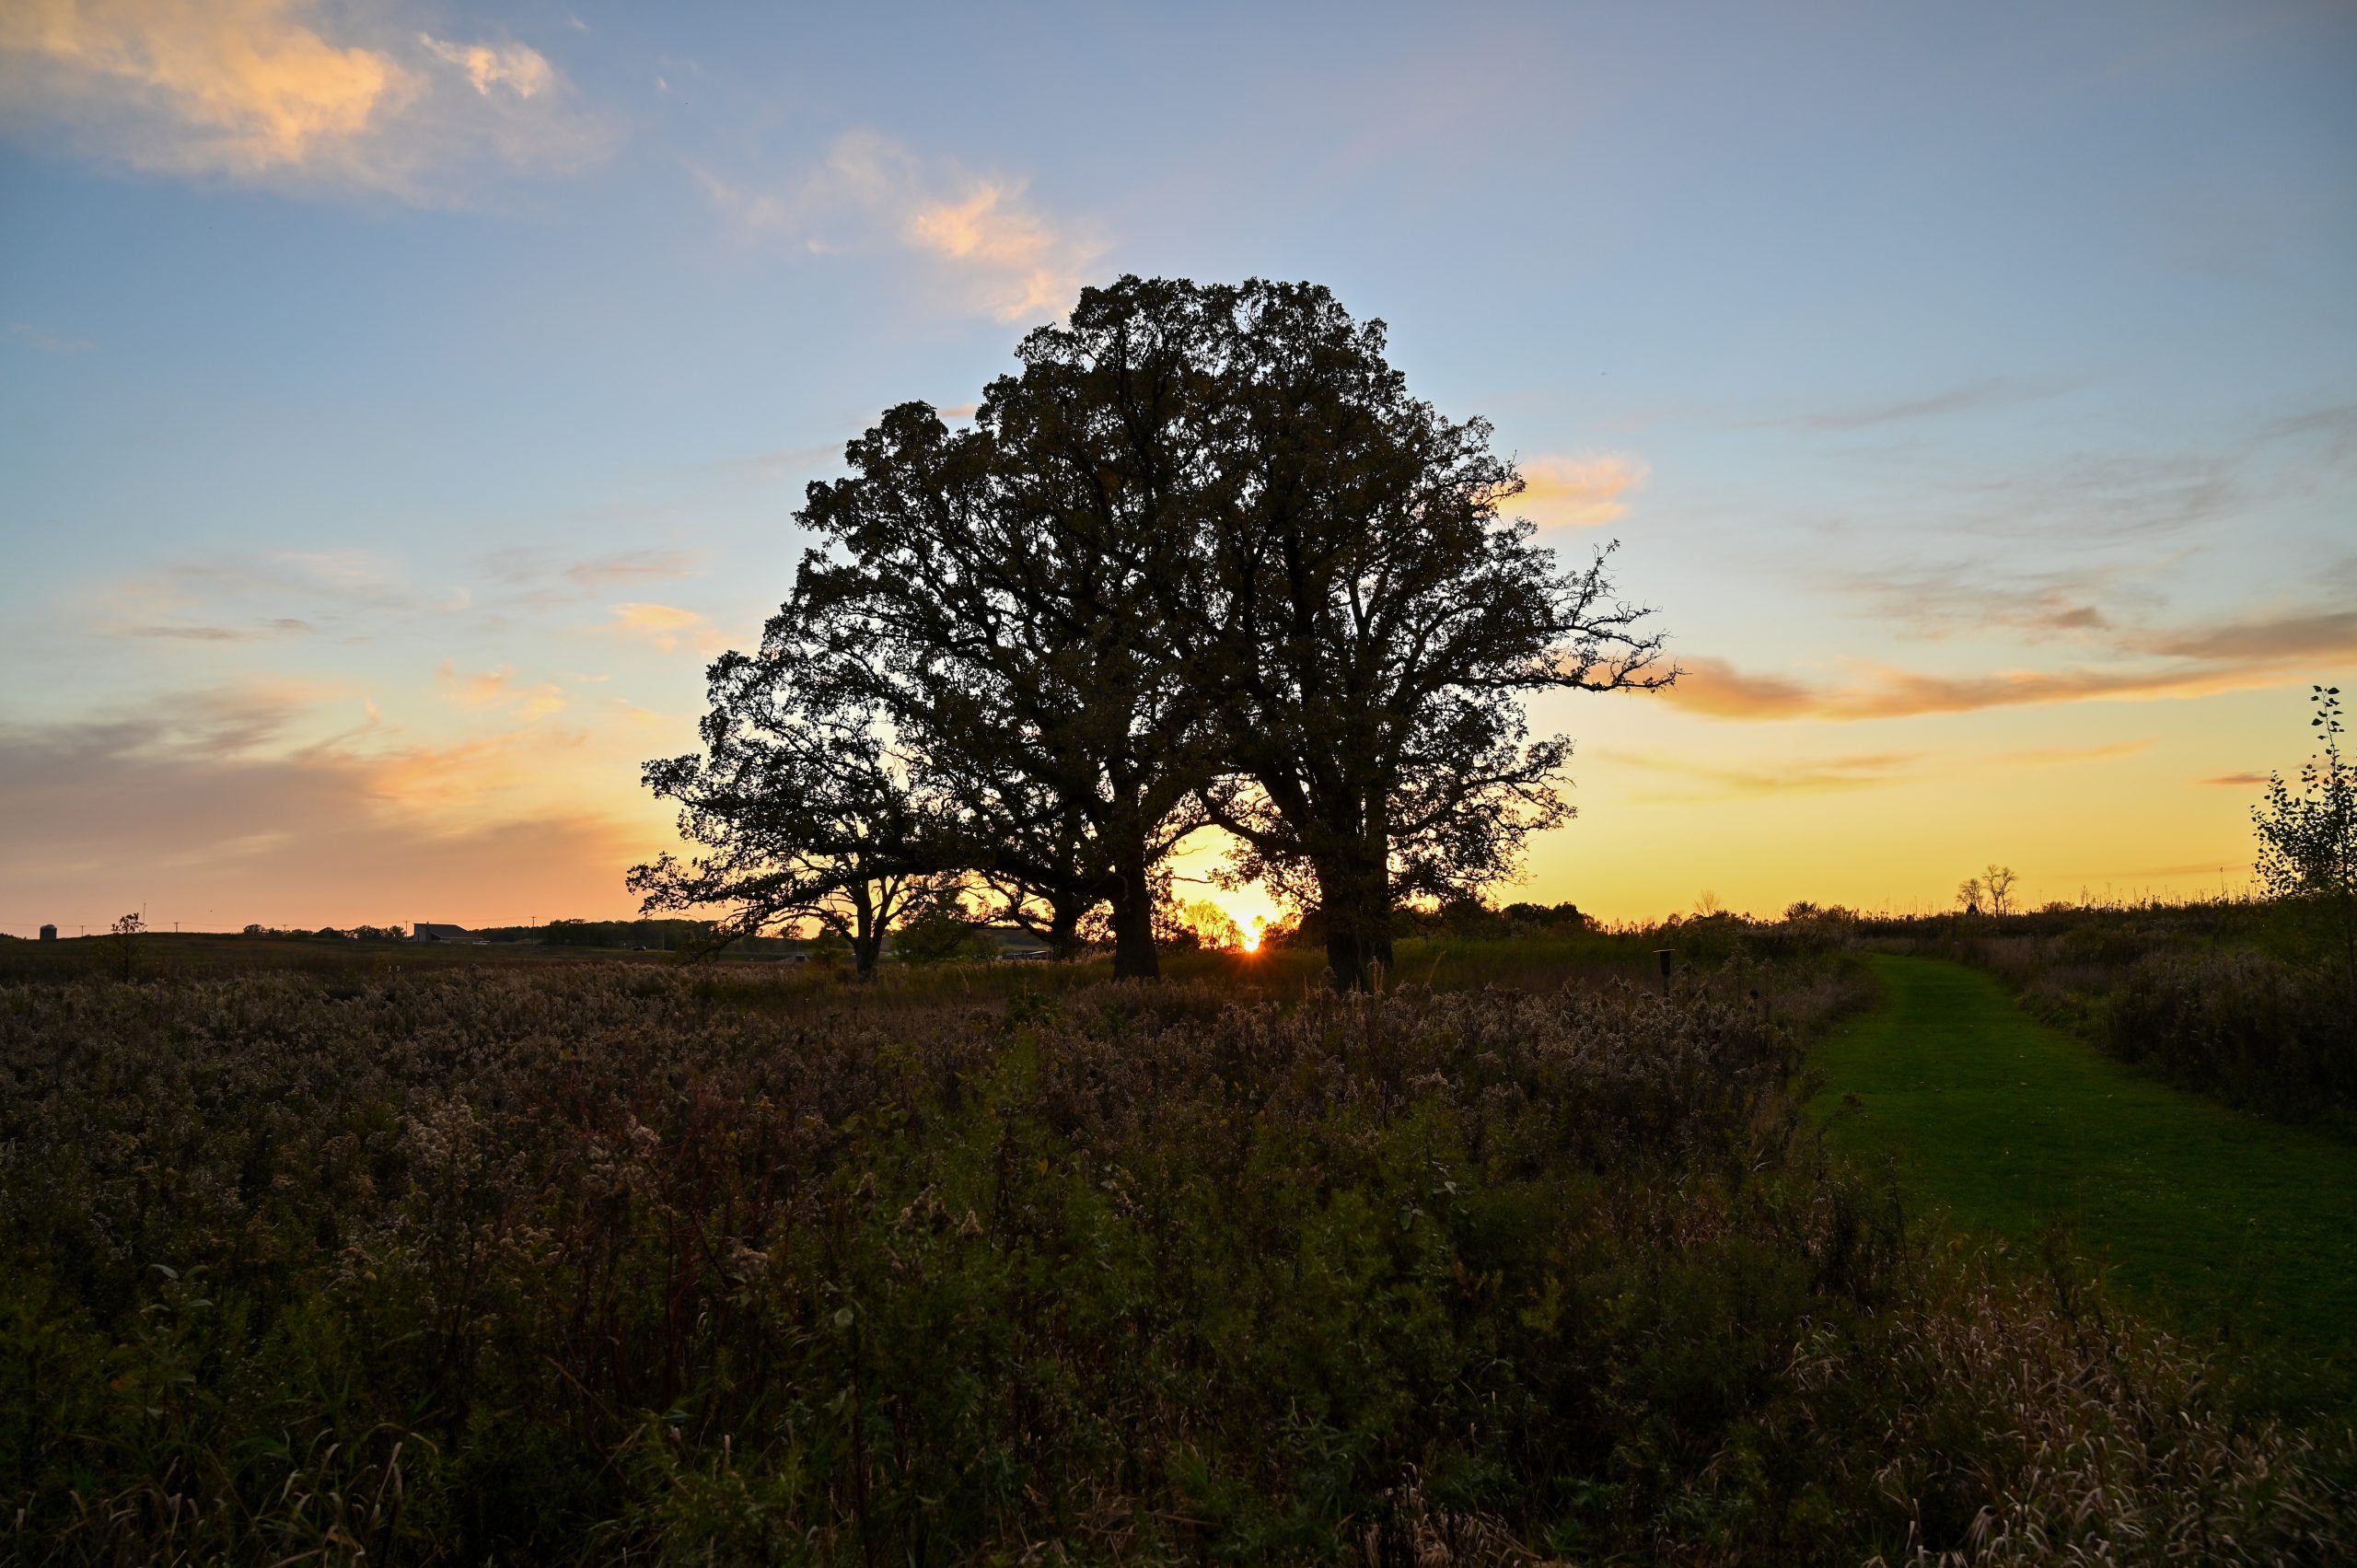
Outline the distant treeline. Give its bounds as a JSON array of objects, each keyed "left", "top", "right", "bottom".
[{"left": 483, "top": 918, "right": 802, "bottom": 952}]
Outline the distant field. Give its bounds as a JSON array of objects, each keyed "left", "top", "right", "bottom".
[
  {"left": 0, "top": 931, "right": 645, "bottom": 981},
  {"left": 1813, "top": 954, "right": 2357, "bottom": 1415},
  {"left": 0, "top": 927, "right": 1672, "bottom": 996}
]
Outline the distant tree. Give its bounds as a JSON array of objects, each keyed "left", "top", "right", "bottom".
[
  {"left": 632, "top": 610, "right": 944, "bottom": 981},
  {"left": 890, "top": 885, "right": 996, "bottom": 965},
  {"left": 795, "top": 285, "right": 1226, "bottom": 977},
  {"left": 1181, "top": 280, "right": 1672, "bottom": 991},
  {"left": 1983, "top": 865, "right": 2019, "bottom": 916},
  {"left": 1783, "top": 900, "right": 1822, "bottom": 923},
  {"left": 1160, "top": 898, "right": 1243, "bottom": 953},
  {"left": 1503, "top": 900, "right": 1591, "bottom": 931},
  {"left": 2253, "top": 684, "right": 2357, "bottom": 996},
  {"left": 1956, "top": 877, "right": 1984, "bottom": 916},
  {"left": 109, "top": 912, "right": 143, "bottom": 981}
]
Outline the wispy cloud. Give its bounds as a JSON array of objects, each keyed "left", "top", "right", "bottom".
[
  {"left": 1658, "top": 657, "right": 1822, "bottom": 720},
  {"left": 1829, "top": 560, "right": 2137, "bottom": 644},
  {"left": 2201, "top": 772, "right": 2268, "bottom": 787},
  {"left": 699, "top": 130, "right": 1106, "bottom": 320},
  {"left": 417, "top": 34, "right": 551, "bottom": 99},
  {"left": 1995, "top": 739, "right": 2153, "bottom": 766},
  {"left": 435, "top": 659, "right": 563, "bottom": 720},
  {"left": 1513, "top": 453, "right": 1649, "bottom": 527},
  {"left": 98, "top": 548, "right": 423, "bottom": 642},
  {"left": 478, "top": 545, "right": 706, "bottom": 595},
  {"left": 1596, "top": 746, "right": 1922, "bottom": 797},
  {"left": 598, "top": 601, "right": 726, "bottom": 656},
  {"left": 8, "top": 321, "right": 95, "bottom": 354},
  {"left": 1665, "top": 603, "right": 2357, "bottom": 721},
  {"left": 1778, "top": 376, "right": 2067, "bottom": 432},
  {"left": 1663, "top": 654, "right": 2256, "bottom": 722},
  {"left": 121, "top": 616, "right": 313, "bottom": 642},
  {"left": 2141, "top": 610, "right": 2357, "bottom": 663},
  {"left": 0, "top": 686, "right": 649, "bottom": 927},
  {"left": 0, "top": 0, "right": 610, "bottom": 201},
  {"left": 1596, "top": 735, "right": 2154, "bottom": 803}
]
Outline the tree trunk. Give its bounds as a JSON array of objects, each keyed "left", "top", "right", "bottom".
[
  {"left": 849, "top": 885, "right": 882, "bottom": 981},
  {"left": 1317, "top": 852, "right": 1391, "bottom": 993},
  {"left": 1047, "top": 898, "right": 1086, "bottom": 961},
  {"left": 1109, "top": 844, "right": 1160, "bottom": 980}
]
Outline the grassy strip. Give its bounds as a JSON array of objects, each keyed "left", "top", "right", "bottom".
[{"left": 1813, "top": 953, "right": 2357, "bottom": 1415}]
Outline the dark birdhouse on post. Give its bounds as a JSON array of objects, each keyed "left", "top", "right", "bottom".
[
  {"left": 39, "top": 923, "right": 57, "bottom": 942},
  {"left": 1654, "top": 947, "right": 1675, "bottom": 997}
]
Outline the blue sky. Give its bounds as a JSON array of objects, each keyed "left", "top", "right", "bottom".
[{"left": 3, "top": 0, "right": 2352, "bottom": 933}]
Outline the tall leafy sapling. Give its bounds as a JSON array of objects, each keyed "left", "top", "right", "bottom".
[{"left": 2253, "top": 684, "right": 2357, "bottom": 999}]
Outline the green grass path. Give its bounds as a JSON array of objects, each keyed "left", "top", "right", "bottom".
[{"left": 1814, "top": 954, "right": 2357, "bottom": 1400}]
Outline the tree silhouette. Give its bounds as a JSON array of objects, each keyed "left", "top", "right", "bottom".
[
  {"left": 795, "top": 283, "right": 1225, "bottom": 978},
  {"left": 1180, "top": 280, "right": 1672, "bottom": 990},
  {"left": 2253, "top": 684, "right": 2356, "bottom": 997},
  {"left": 631, "top": 606, "right": 942, "bottom": 981},
  {"left": 108, "top": 912, "right": 143, "bottom": 981},
  {"left": 636, "top": 275, "right": 1673, "bottom": 990}
]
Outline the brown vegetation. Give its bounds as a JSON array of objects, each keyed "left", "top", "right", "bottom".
[{"left": 2, "top": 947, "right": 2348, "bottom": 1562}]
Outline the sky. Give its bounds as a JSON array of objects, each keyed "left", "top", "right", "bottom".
[{"left": 2, "top": 0, "right": 2353, "bottom": 936}]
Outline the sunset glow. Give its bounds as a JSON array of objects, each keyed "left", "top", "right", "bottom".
[{"left": 2, "top": 3, "right": 2351, "bottom": 936}]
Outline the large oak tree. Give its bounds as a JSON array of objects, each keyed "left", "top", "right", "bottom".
[
  {"left": 637, "top": 275, "right": 1669, "bottom": 990},
  {"left": 1180, "top": 279, "right": 1673, "bottom": 990},
  {"left": 794, "top": 281, "right": 1225, "bottom": 978}
]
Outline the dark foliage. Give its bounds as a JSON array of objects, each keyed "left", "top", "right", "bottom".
[
  {"left": 1178, "top": 280, "right": 1671, "bottom": 992},
  {"left": 631, "top": 608, "right": 945, "bottom": 980},
  {"left": 4, "top": 952, "right": 2347, "bottom": 1563},
  {"left": 643, "top": 276, "right": 1671, "bottom": 994}
]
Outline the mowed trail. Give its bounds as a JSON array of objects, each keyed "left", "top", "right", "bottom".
[{"left": 1813, "top": 953, "right": 2357, "bottom": 1400}]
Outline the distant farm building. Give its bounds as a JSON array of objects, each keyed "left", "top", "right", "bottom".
[
  {"left": 39, "top": 923, "right": 56, "bottom": 942},
  {"left": 411, "top": 923, "right": 483, "bottom": 945}
]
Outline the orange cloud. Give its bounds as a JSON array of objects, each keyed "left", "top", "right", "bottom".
[
  {"left": 0, "top": 686, "right": 668, "bottom": 929},
  {"left": 1515, "top": 453, "right": 1650, "bottom": 527},
  {"left": 700, "top": 131, "right": 1104, "bottom": 321},
  {"left": 435, "top": 659, "right": 564, "bottom": 720},
  {"left": 0, "top": 0, "right": 407, "bottom": 172},
  {"left": 599, "top": 601, "right": 727, "bottom": 656},
  {"left": 1665, "top": 614, "right": 2355, "bottom": 723},
  {"left": 0, "top": 0, "right": 601, "bottom": 197},
  {"left": 1657, "top": 656, "right": 1818, "bottom": 719},
  {"left": 1596, "top": 746, "right": 1922, "bottom": 796},
  {"left": 418, "top": 35, "right": 551, "bottom": 99}
]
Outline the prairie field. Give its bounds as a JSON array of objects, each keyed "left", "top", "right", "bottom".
[{"left": 5, "top": 939, "right": 2351, "bottom": 1564}]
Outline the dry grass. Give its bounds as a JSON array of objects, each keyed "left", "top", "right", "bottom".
[{"left": 1, "top": 953, "right": 2348, "bottom": 1563}]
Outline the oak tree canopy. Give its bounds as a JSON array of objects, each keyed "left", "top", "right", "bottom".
[{"left": 636, "top": 275, "right": 1673, "bottom": 991}]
